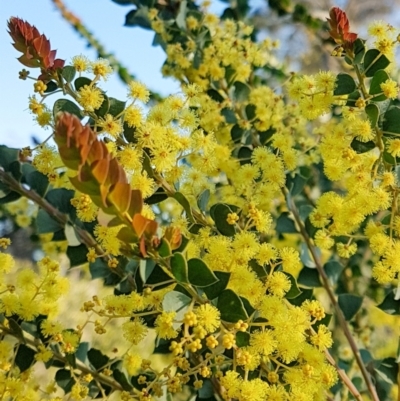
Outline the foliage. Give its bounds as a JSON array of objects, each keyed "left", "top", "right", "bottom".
[{"left": 1, "top": 3, "right": 400, "bottom": 401}]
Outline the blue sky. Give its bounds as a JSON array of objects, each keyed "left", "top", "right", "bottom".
[{"left": 0, "top": 0, "right": 192, "bottom": 147}]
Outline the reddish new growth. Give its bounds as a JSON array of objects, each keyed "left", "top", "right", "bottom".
[
  {"left": 327, "top": 7, "right": 358, "bottom": 51},
  {"left": 7, "top": 17, "right": 65, "bottom": 79}
]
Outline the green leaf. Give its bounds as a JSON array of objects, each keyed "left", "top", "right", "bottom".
[
  {"left": 365, "top": 103, "right": 380, "bottom": 127},
  {"left": 113, "top": 369, "right": 132, "bottom": 391},
  {"left": 0, "top": 145, "right": 19, "bottom": 171},
  {"left": 162, "top": 291, "right": 191, "bottom": 330},
  {"left": 236, "top": 331, "right": 250, "bottom": 347},
  {"left": 375, "top": 357, "right": 399, "bottom": 384},
  {"left": 377, "top": 291, "right": 400, "bottom": 315},
  {"left": 217, "top": 289, "right": 248, "bottom": 322},
  {"left": 53, "top": 99, "right": 82, "bottom": 120},
  {"left": 75, "top": 342, "right": 89, "bottom": 363},
  {"left": 66, "top": 244, "right": 88, "bottom": 267},
  {"left": 207, "top": 89, "right": 224, "bottom": 103},
  {"left": 188, "top": 258, "right": 218, "bottom": 287},
  {"left": 234, "top": 81, "right": 250, "bottom": 101},
  {"left": 299, "top": 205, "right": 313, "bottom": 221},
  {"left": 25, "top": 170, "right": 49, "bottom": 197},
  {"left": 9, "top": 318, "right": 25, "bottom": 342},
  {"left": 170, "top": 252, "right": 188, "bottom": 283},
  {"left": 15, "top": 344, "right": 36, "bottom": 372},
  {"left": 370, "top": 69, "right": 390, "bottom": 102},
  {"left": 245, "top": 104, "right": 256, "bottom": 120},
  {"left": 231, "top": 124, "right": 245, "bottom": 143},
  {"left": 0, "top": 191, "right": 21, "bottom": 204},
  {"left": 55, "top": 369, "right": 75, "bottom": 393},
  {"left": 146, "top": 187, "right": 168, "bottom": 204},
  {"left": 324, "top": 261, "right": 344, "bottom": 285},
  {"left": 338, "top": 293, "right": 363, "bottom": 321},
  {"left": 108, "top": 98, "right": 126, "bottom": 117},
  {"left": 88, "top": 348, "right": 109, "bottom": 370},
  {"left": 62, "top": 66, "right": 76, "bottom": 83},
  {"left": 125, "top": 7, "right": 151, "bottom": 29},
  {"left": 351, "top": 138, "right": 376, "bottom": 153},
  {"left": 298, "top": 267, "right": 322, "bottom": 287},
  {"left": 221, "top": 108, "right": 237, "bottom": 124},
  {"left": 211, "top": 203, "right": 236, "bottom": 237},
  {"left": 197, "top": 189, "right": 210, "bottom": 212},
  {"left": 334, "top": 73, "right": 356, "bottom": 95},
  {"left": 157, "top": 239, "right": 171, "bottom": 258},
  {"left": 95, "top": 94, "right": 110, "bottom": 118},
  {"left": 44, "top": 81, "right": 58, "bottom": 93},
  {"left": 286, "top": 174, "right": 307, "bottom": 197},
  {"left": 173, "top": 192, "right": 195, "bottom": 223},
  {"left": 46, "top": 189, "right": 74, "bottom": 214},
  {"left": 287, "top": 288, "right": 313, "bottom": 306},
  {"left": 202, "top": 271, "right": 230, "bottom": 300},
  {"left": 364, "top": 49, "right": 390, "bottom": 78},
  {"left": 276, "top": 212, "right": 297, "bottom": 234},
  {"left": 284, "top": 273, "right": 302, "bottom": 299},
  {"left": 144, "top": 263, "right": 172, "bottom": 289},
  {"left": 238, "top": 146, "right": 252, "bottom": 165},
  {"left": 383, "top": 107, "right": 400, "bottom": 136},
  {"left": 74, "top": 76, "right": 92, "bottom": 91},
  {"left": 353, "top": 38, "right": 366, "bottom": 64},
  {"left": 36, "top": 209, "right": 63, "bottom": 234}
]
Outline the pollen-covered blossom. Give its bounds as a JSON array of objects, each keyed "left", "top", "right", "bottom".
[
  {"left": 195, "top": 304, "right": 220, "bottom": 333},
  {"left": 310, "top": 324, "right": 333, "bottom": 350},
  {"left": 98, "top": 114, "right": 123, "bottom": 138},
  {"left": 155, "top": 311, "right": 179, "bottom": 339},
  {"left": 77, "top": 84, "right": 104, "bottom": 111},
  {"left": 380, "top": 79, "right": 399, "bottom": 99},
  {"left": 128, "top": 81, "right": 150, "bottom": 103},
  {"left": 72, "top": 54, "right": 90, "bottom": 72},
  {"left": 122, "top": 318, "right": 148, "bottom": 345},
  {"left": 265, "top": 271, "right": 291, "bottom": 298},
  {"left": 91, "top": 58, "right": 113, "bottom": 80}
]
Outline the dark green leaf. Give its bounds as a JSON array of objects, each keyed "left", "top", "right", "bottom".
[
  {"left": 113, "top": 369, "right": 132, "bottom": 391},
  {"left": 0, "top": 191, "right": 21, "bottom": 205},
  {"left": 276, "top": 212, "right": 297, "bottom": 234},
  {"left": 286, "top": 174, "right": 307, "bottom": 197},
  {"left": 338, "top": 293, "right": 363, "bottom": 321},
  {"left": 76, "top": 342, "right": 89, "bottom": 363},
  {"left": 221, "top": 108, "right": 237, "bottom": 124},
  {"left": 299, "top": 205, "right": 313, "bottom": 221},
  {"left": 236, "top": 331, "right": 250, "bottom": 347},
  {"left": 231, "top": 124, "right": 245, "bottom": 143},
  {"left": 15, "top": 344, "right": 35, "bottom": 372},
  {"left": 88, "top": 348, "right": 109, "bottom": 370},
  {"left": 62, "top": 66, "right": 76, "bottom": 83},
  {"left": 197, "top": 189, "right": 210, "bottom": 212},
  {"left": 94, "top": 95, "right": 110, "bottom": 118},
  {"left": 145, "top": 263, "right": 172, "bottom": 289},
  {"left": 53, "top": 99, "right": 82, "bottom": 120},
  {"left": 212, "top": 203, "right": 236, "bottom": 236},
  {"left": 9, "top": 318, "right": 25, "bottom": 342},
  {"left": 0, "top": 145, "right": 19, "bottom": 171},
  {"left": 108, "top": 98, "right": 126, "bottom": 117},
  {"left": 377, "top": 291, "right": 400, "bottom": 315},
  {"left": 25, "top": 170, "right": 49, "bottom": 197},
  {"left": 217, "top": 289, "right": 248, "bottom": 322},
  {"left": 238, "top": 146, "right": 252, "bottom": 165},
  {"left": 188, "top": 258, "right": 218, "bottom": 287},
  {"left": 334, "top": 73, "right": 356, "bottom": 95},
  {"left": 74, "top": 76, "right": 92, "bottom": 91},
  {"left": 383, "top": 107, "right": 400, "bottom": 136},
  {"left": 170, "top": 252, "right": 188, "bottom": 283},
  {"left": 287, "top": 288, "right": 313, "bottom": 306},
  {"left": 365, "top": 103, "right": 380, "bottom": 127},
  {"left": 375, "top": 357, "right": 399, "bottom": 384},
  {"left": 89, "top": 258, "right": 109, "bottom": 280},
  {"left": 146, "top": 187, "right": 168, "bottom": 204},
  {"left": 351, "top": 138, "right": 376, "bottom": 153},
  {"left": 173, "top": 192, "right": 195, "bottom": 223},
  {"left": 157, "top": 239, "right": 171, "bottom": 258},
  {"left": 370, "top": 69, "right": 390, "bottom": 102},
  {"left": 353, "top": 38, "right": 366, "bottom": 64},
  {"left": 234, "top": 82, "right": 250, "bottom": 101},
  {"left": 125, "top": 7, "right": 151, "bottom": 29},
  {"left": 245, "top": 104, "right": 256, "bottom": 120},
  {"left": 298, "top": 267, "right": 322, "bottom": 287},
  {"left": 202, "top": 271, "right": 230, "bottom": 300},
  {"left": 46, "top": 189, "right": 74, "bottom": 213},
  {"left": 324, "top": 261, "right": 344, "bottom": 285},
  {"left": 207, "top": 89, "right": 224, "bottom": 103},
  {"left": 55, "top": 369, "right": 75, "bottom": 393},
  {"left": 66, "top": 244, "right": 88, "bottom": 267},
  {"left": 44, "top": 81, "right": 58, "bottom": 93},
  {"left": 364, "top": 49, "right": 390, "bottom": 78},
  {"left": 284, "top": 273, "right": 302, "bottom": 299},
  {"left": 36, "top": 209, "right": 63, "bottom": 234}
]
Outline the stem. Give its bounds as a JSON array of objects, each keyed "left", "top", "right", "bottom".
[{"left": 283, "top": 188, "right": 379, "bottom": 401}]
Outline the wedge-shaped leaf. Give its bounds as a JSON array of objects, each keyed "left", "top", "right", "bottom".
[
  {"left": 370, "top": 69, "right": 390, "bottom": 101},
  {"left": 88, "top": 348, "right": 109, "bottom": 370},
  {"left": 338, "top": 293, "right": 363, "bottom": 321},
  {"left": 364, "top": 49, "right": 390, "bottom": 77},
  {"left": 298, "top": 267, "right": 322, "bottom": 287},
  {"left": 217, "top": 289, "right": 248, "bottom": 322},
  {"left": 170, "top": 252, "right": 188, "bottom": 283},
  {"left": 173, "top": 192, "right": 195, "bottom": 223},
  {"left": 95, "top": 94, "right": 110, "bottom": 118},
  {"left": 334, "top": 73, "right": 356, "bottom": 95},
  {"left": 25, "top": 170, "right": 49, "bottom": 197},
  {"left": 351, "top": 138, "right": 376, "bottom": 153},
  {"left": 15, "top": 344, "right": 36, "bottom": 372},
  {"left": 383, "top": 107, "right": 400, "bottom": 136},
  {"left": 276, "top": 212, "right": 297, "bottom": 234},
  {"left": 212, "top": 203, "right": 236, "bottom": 237},
  {"left": 284, "top": 272, "right": 302, "bottom": 299},
  {"left": 74, "top": 76, "right": 92, "bottom": 91},
  {"left": 61, "top": 65, "right": 76, "bottom": 83},
  {"left": 207, "top": 89, "right": 224, "bottom": 103},
  {"left": 66, "top": 244, "right": 88, "bottom": 267},
  {"left": 36, "top": 209, "right": 63, "bottom": 234},
  {"left": 55, "top": 369, "right": 75, "bottom": 393},
  {"left": 188, "top": 258, "right": 218, "bottom": 287},
  {"left": 157, "top": 238, "right": 172, "bottom": 258},
  {"left": 365, "top": 103, "right": 380, "bottom": 127},
  {"left": 197, "top": 189, "right": 210, "bottom": 212},
  {"left": 324, "top": 260, "right": 344, "bottom": 285},
  {"left": 113, "top": 369, "right": 132, "bottom": 391},
  {"left": 375, "top": 357, "right": 399, "bottom": 384},
  {"left": 236, "top": 331, "right": 250, "bottom": 347},
  {"left": 234, "top": 81, "right": 250, "bottom": 101},
  {"left": 202, "top": 271, "right": 230, "bottom": 300},
  {"left": 0, "top": 145, "right": 19, "bottom": 171},
  {"left": 377, "top": 291, "right": 400, "bottom": 315},
  {"left": 221, "top": 107, "right": 237, "bottom": 124},
  {"left": 53, "top": 99, "right": 82, "bottom": 120},
  {"left": 108, "top": 98, "right": 126, "bottom": 117}
]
